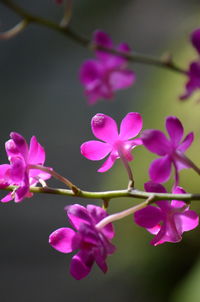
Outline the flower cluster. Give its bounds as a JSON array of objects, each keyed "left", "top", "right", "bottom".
[
  {"left": 0, "top": 113, "right": 199, "bottom": 281},
  {"left": 0, "top": 132, "right": 51, "bottom": 202},
  {"left": 80, "top": 31, "right": 135, "bottom": 104}
]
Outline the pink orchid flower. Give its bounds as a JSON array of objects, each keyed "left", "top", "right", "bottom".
[
  {"left": 134, "top": 182, "right": 199, "bottom": 246},
  {"left": 0, "top": 132, "right": 51, "bottom": 202},
  {"left": 81, "top": 112, "right": 143, "bottom": 172},
  {"left": 49, "top": 204, "right": 115, "bottom": 280},
  {"left": 141, "top": 116, "right": 194, "bottom": 184},
  {"left": 80, "top": 30, "right": 135, "bottom": 104}
]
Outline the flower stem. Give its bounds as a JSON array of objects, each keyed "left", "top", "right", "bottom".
[
  {"left": 0, "top": 0, "right": 186, "bottom": 74},
  {"left": 96, "top": 195, "right": 155, "bottom": 229},
  {"left": 118, "top": 149, "right": 134, "bottom": 189},
  {"left": 28, "top": 164, "right": 80, "bottom": 195}
]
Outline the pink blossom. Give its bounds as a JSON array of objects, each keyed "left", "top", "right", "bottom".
[
  {"left": 180, "top": 28, "right": 200, "bottom": 100},
  {"left": 0, "top": 132, "right": 51, "bottom": 202},
  {"left": 80, "top": 30, "right": 135, "bottom": 104},
  {"left": 141, "top": 116, "right": 194, "bottom": 184},
  {"left": 134, "top": 182, "right": 199, "bottom": 246},
  {"left": 81, "top": 112, "right": 143, "bottom": 172},
  {"left": 49, "top": 204, "right": 115, "bottom": 280}
]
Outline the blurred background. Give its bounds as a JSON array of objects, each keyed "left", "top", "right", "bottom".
[{"left": 1, "top": 0, "right": 200, "bottom": 301}]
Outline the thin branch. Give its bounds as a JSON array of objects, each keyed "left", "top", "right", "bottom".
[
  {"left": 0, "top": 0, "right": 186, "bottom": 74},
  {"left": 2, "top": 185, "right": 200, "bottom": 203},
  {"left": 0, "top": 19, "right": 29, "bottom": 39}
]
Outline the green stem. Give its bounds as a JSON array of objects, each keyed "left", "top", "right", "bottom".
[
  {"left": 0, "top": 0, "right": 186, "bottom": 74},
  {"left": 2, "top": 185, "right": 200, "bottom": 203}
]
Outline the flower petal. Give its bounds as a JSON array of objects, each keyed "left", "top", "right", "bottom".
[
  {"left": 165, "top": 116, "right": 183, "bottom": 146},
  {"left": 66, "top": 204, "right": 91, "bottom": 230},
  {"left": 91, "top": 113, "right": 118, "bottom": 143},
  {"left": 80, "top": 141, "right": 111, "bottom": 160},
  {"left": 134, "top": 205, "right": 163, "bottom": 228},
  {"left": 5, "top": 139, "right": 20, "bottom": 159},
  {"left": 70, "top": 251, "right": 94, "bottom": 280},
  {"left": 144, "top": 181, "right": 169, "bottom": 209},
  {"left": 97, "top": 152, "right": 117, "bottom": 172},
  {"left": 28, "top": 136, "right": 45, "bottom": 165},
  {"left": 178, "top": 132, "right": 194, "bottom": 152},
  {"left": 87, "top": 205, "right": 115, "bottom": 239},
  {"left": 1, "top": 192, "right": 13, "bottom": 203},
  {"left": 10, "top": 132, "right": 28, "bottom": 159},
  {"left": 191, "top": 28, "right": 200, "bottom": 54},
  {"left": 119, "top": 112, "right": 143, "bottom": 140},
  {"left": 141, "top": 130, "right": 170, "bottom": 156},
  {"left": 79, "top": 59, "right": 102, "bottom": 85},
  {"left": 174, "top": 210, "right": 199, "bottom": 232},
  {"left": 149, "top": 155, "right": 172, "bottom": 183},
  {"left": 49, "top": 227, "right": 77, "bottom": 253},
  {"left": 171, "top": 186, "right": 186, "bottom": 208},
  {"left": 10, "top": 157, "right": 26, "bottom": 183},
  {"left": 109, "top": 70, "right": 135, "bottom": 91}
]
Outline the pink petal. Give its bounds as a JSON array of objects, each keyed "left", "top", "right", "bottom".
[
  {"left": 28, "top": 136, "right": 45, "bottom": 165},
  {"left": 141, "top": 130, "right": 170, "bottom": 156},
  {"left": 87, "top": 205, "right": 115, "bottom": 239},
  {"left": 149, "top": 155, "right": 172, "bottom": 183},
  {"left": 178, "top": 132, "right": 194, "bottom": 152},
  {"left": 174, "top": 210, "right": 199, "bottom": 232},
  {"left": 80, "top": 140, "right": 111, "bottom": 160},
  {"left": 97, "top": 152, "right": 117, "bottom": 172},
  {"left": 134, "top": 205, "right": 163, "bottom": 228},
  {"left": 10, "top": 132, "right": 28, "bottom": 159},
  {"left": 109, "top": 70, "right": 135, "bottom": 91},
  {"left": 49, "top": 227, "right": 77, "bottom": 253},
  {"left": 10, "top": 157, "right": 26, "bottom": 183},
  {"left": 150, "top": 224, "right": 167, "bottom": 246},
  {"left": 191, "top": 28, "right": 200, "bottom": 54},
  {"left": 5, "top": 139, "right": 20, "bottom": 159},
  {"left": 91, "top": 113, "right": 118, "bottom": 143},
  {"left": 79, "top": 59, "right": 102, "bottom": 85},
  {"left": 171, "top": 186, "right": 186, "bottom": 208},
  {"left": 70, "top": 251, "right": 94, "bottom": 280},
  {"left": 144, "top": 181, "right": 169, "bottom": 209},
  {"left": 14, "top": 184, "right": 29, "bottom": 202},
  {"left": 147, "top": 224, "right": 161, "bottom": 235},
  {"left": 93, "top": 30, "right": 113, "bottom": 61},
  {"left": 1, "top": 192, "right": 13, "bottom": 203},
  {"left": 119, "top": 112, "right": 143, "bottom": 140},
  {"left": 66, "top": 204, "right": 91, "bottom": 230},
  {"left": 166, "top": 116, "right": 184, "bottom": 146}
]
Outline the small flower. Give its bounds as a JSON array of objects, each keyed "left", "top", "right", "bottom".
[
  {"left": 49, "top": 204, "right": 115, "bottom": 280},
  {"left": 141, "top": 116, "right": 194, "bottom": 184},
  {"left": 180, "top": 28, "right": 200, "bottom": 100},
  {"left": 134, "top": 182, "right": 199, "bottom": 246},
  {"left": 80, "top": 30, "right": 135, "bottom": 104},
  {"left": 0, "top": 132, "right": 51, "bottom": 202},
  {"left": 81, "top": 112, "right": 143, "bottom": 172}
]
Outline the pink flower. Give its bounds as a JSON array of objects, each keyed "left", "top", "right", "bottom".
[
  {"left": 49, "top": 204, "right": 115, "bottom": 280},
  {"left": 80, "top": 30, "right": 135, "bottom": 104},
  {"left": 180, "top": 28, "right": 200, "bottom": 100},
  {"left": 141, "top": 116, "right": 194, "bottom": 184},
  {"left": 81, "top": 112, "right": 143, "bottom": 172},
  {"left": 0, "top": 132, "right": 51, "bottom": 202},
  {"left": 134, "top": 182, "right": 199, "bottom": 246}
]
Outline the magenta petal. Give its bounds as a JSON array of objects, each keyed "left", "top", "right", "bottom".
[
  {"left": 5, "top": 139, "right": 19, "bottom": 159},
  {"left": 93, "top": 30, "right": 113, "bottom": 61},
  {"left": 144, "top": 181, "right": 167, "bottom": 194},
  {"left": 80, "top": 59, "right": 102, "bottom": 85},
  {"left": 141, "top": 130, "right": 170, "bottom": 156},
  {"left": 171, "top": 186, "right": 186, "bottom": 208},
  {"left": 10, "top": 132, "right": 28, "bottom": 159},
  {"left": 149, "top": 155, "right": 171, "bottom": 183},
  {"left": 87, "top": 205, "right": 115, "bottom": 239},
  {"left": 174, "top": 210, "right": 199, "bottom": 232},
  {"left": 166, "top": 116, "right": 183, "bottom": 146},
  {"left": 15, "top": 185, "right": 29, "bottom": 202},
  {"left": 28, "top": 136, "right": 45, "bottom": 165},
  {"left": 10, "top": 157, "right": 26, "bottom": 182},
  {"left": 49, "top": 227, "right": 77, "bottom": 253},
  {"left": 66, "top": 204, "right": 91, "bottom": 230},
  {"left": 119, "top": 112, "right": 143, "bottom": 140},
  {"left": 178, "top": 132, "right": 194, "bottom": 152},
  {"left": 109, "top": 70, "right": 135, "bottom": 91},
  {"left": 1, "top": 192, "right": 13, "bottom": 203},
  {"left": 134, "top": 205, "right": 163, "bottom": 228},
  {"left": 70, "top": 251, "right": 94, "bottom": 280},
  {"left": 191, "top": 28, "right": 200, "bottom": 54},
  {"left": 80, "top": 141, "right": 111, "bottom": 160},
  {"left": 91, "top": 113, "right": 118, "bottom": 143},
  {"left": 150, "top": 224, "right": 168, "bottom": 246},
  {"left": 97, "top": 152, "right": 117, "bottom": 172}
]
